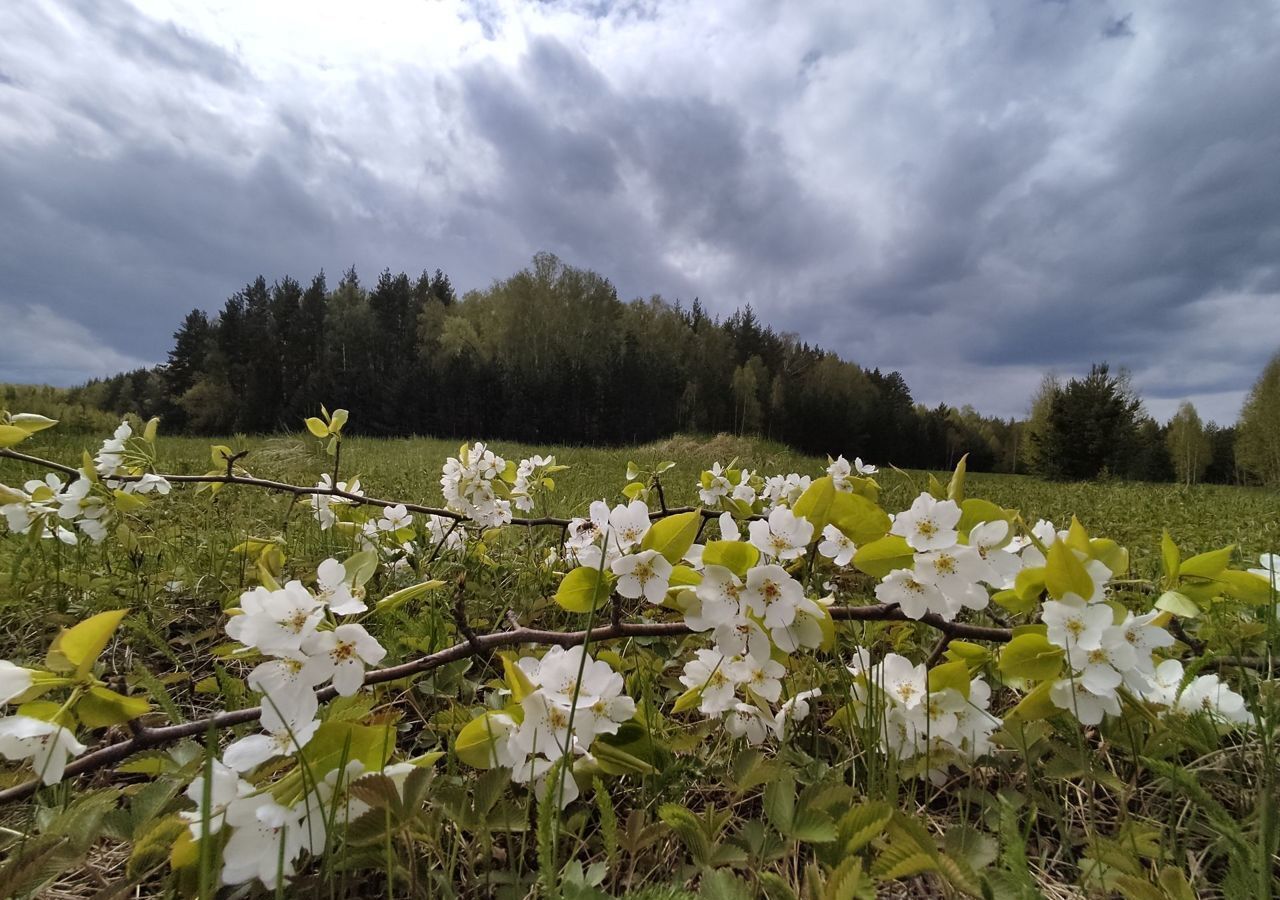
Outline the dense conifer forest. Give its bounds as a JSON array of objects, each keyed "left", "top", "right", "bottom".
[{"left": 52, "top": 253, "right": 1256, "bottom": 483}]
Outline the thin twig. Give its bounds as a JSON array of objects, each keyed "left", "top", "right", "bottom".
[{"left": 0, "top": 447, "right": 736, "bottom": 530}]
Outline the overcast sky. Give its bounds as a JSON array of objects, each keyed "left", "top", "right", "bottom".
[{"left": 2, "top": 0, "right": 1277, "bottom": 424}]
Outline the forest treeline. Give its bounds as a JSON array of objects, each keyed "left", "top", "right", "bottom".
[{"left": 17, "top": 253, "right": 1278, "bottom": 484}]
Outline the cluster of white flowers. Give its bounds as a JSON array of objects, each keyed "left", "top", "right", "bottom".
[
  {"left": 479, "top": 646, "right": 636, "bottom": 808},
  {"left": 564, "top": 499, "right": 656, "bottom": 572},
  {"left": 1, "top": 473, "right": 109, "bottom": 545},
  {"left": 1, "top": 418, "right": 174, "bottom": 546},
  {"left": 222, "top": 562, "right": 386, "bottom": 769},
  {"left": 171, "top": 560, "right": 400, "bottom": 888},
  {"left": 847, "top": 651, "right": 1000, "bottom": 779},
  {"left": 826, "top": 454, "right": 877, "bottom": 489},
  {"left": 1140, "top": 659, "right": 1251, "bottom": 725},
  {"left": 511, "top": 454, "right": 557, "bottom": 512},
  {"left": 441, "top": 442, "right": 512, "bottom": 528},
  {"left": 760, "top": 473, "right": 811, "bottom": 511},
  {"left": 310, "top": 473, "right": 364, "bottom": 530},
  {"left": 876, "top": 493, "right": 1022, "bottom": 620},
  {"left": 697, "top": 462, "right": 759, "bottom": 509},
  {"left": 0, "top": 662, "right": 86, "bottom": 785}
]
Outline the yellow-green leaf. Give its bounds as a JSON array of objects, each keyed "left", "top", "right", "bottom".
[
  {"left": 853, "top": 535, "right": 913, "bottom": 579},
  {"left": 76, "top": 685, "right": 151, "bottom": 728},
  {"left": 1045, "top": 541, "right": 1094, "bottom": 601},
  {"left": 672, "top": 685, "right": 703, "bottom": 713},
  {"left": 1002, "top": 679, "right": 1060, "bottom": 724},
  {"left": 1154, "top": 590, "right": 1200, "bottom": 619},
  {"left": 8, "top": 413, "right": 58, "bottom": 434},
  {"left": 0, "top": 424, "right": 32, "bottom": 448},
  {"left": 1181, "top": 545, "right": 1234, "bottom": 580},
  {"left": 46, "top": 609, "right": 129, "bottom": 676},
  {"left": 927, "top": 660, "right": 971, "bottom": 698},
  {"left": 554, "top": 566, "right": 612, "bottom": 613},
  {"left": 501, "top": 654, "right": 537, "bottom": 702},
  {"left": 829, "top": 491, "right": 892, "bottom": 545},
  {"left": 998, "top": 633, "right": 1064, "bottom": 682},
  {"left": 1161, "top": 530, "right": 1180, "bottom": 584},
  {"left": 305, "top": 416, "right": 329, "bottom": 438},
  {"left": 957, "top": 499, "right": 1010, "bottom": 536},
  {"left": 947, "top": 454, "right": 967, "bottom": 503},
  {"left": 702, "top": 540, "right": 759, "bottom": 577},
  {"left": 640, "top": 509, "right": 701, "bottom": 565},
  {"left": 113, "top": 488, "right": 148, "bottom": 512},
  {"left": 455, "top": 711, "right": 515, "bottom": 768},
  {"left": 793, "top": 476, "right": 837, "bottom": 532},
  {"left": 376, "top": 579, "right": 447, "bottom": 613}
]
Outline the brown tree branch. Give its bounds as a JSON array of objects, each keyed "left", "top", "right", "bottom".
[{"left": 0, "top": 603, "right": 1013, "bottom": 804}]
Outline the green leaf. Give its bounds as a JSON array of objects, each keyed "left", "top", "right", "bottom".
[
  {"left": 640, "top": 509, "right": 701, "bottom": 565},
  {"left": 853, "top": 535, "right": 914, "bottom": 578},
  {"left": 1013, "top": 567, "right": 1046, "bottom": 603},
  {"left": 789, "top": 807, "right": 837, "bottom": 843},
  {"left": 343, "top": 550, "right": 379, "bottom": 588},
  {"left": 75, "top": 686, "right": 150, "bottom": 728},
  {"left": 998, "top": 633, "right": 1064, "bottom": 682},
  {"left": 554, "top": 567, "right": 612, "bottom": 613},
  {"left": 591, "top": 739, "right": 657, "bottom": 776},
  {"left": 375, "top": 579, "right": 447, "bottom": 613},
  {"left": 700, "top": 869, "right": 753, "bottom": 900},
  {"left": 669, "top": 564, "right": 701, "bottom": 587},
  {"left": 702, "top": 540, "right": 759, "bottom": 577},
  {"left": 696, "top": 870, "right": 752, "bottom": 900},
  {"left": 993, "top": 587, "right": 1037, "bottom": 615},
  {"left": 46, "top": 609, "right": 129, "bottom": 677},
  {"left": 763, "top": 769, "right": 796, "bottom": 832},
  {"left": 112, "top": 489, "right": 148, "bottom": 512},
  {"left": 837, "top": 801, "right": 892, "bottom": 854},
  {"left": 455, "top": 711, "right": 514, "bottom": 769},
  {"left": 1045, "top": 540, "right": 1094, "bottom": 601},
  {"left": 1154, "top": 591, "right": 1200, "bottom": 619}
]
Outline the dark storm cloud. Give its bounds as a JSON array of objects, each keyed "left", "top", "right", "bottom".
[{"left": 0, "top": 0, "right": 1277, "bottom": 422}]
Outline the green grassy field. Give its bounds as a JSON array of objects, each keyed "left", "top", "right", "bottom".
[
  {"left": 8, "top": 427, "right": 1278, "bottom": 572},
  {"left": 0, "top": 429, "right": 1276, "bottom": 899}
]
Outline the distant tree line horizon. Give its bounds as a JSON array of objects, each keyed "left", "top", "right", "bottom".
[{"left": 15, "top": 253, "right": 1280, "bottom": 486}]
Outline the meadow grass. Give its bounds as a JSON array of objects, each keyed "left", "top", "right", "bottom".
[{"left": 0, "top": 430, "right": 1276, "bottom": 898}]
